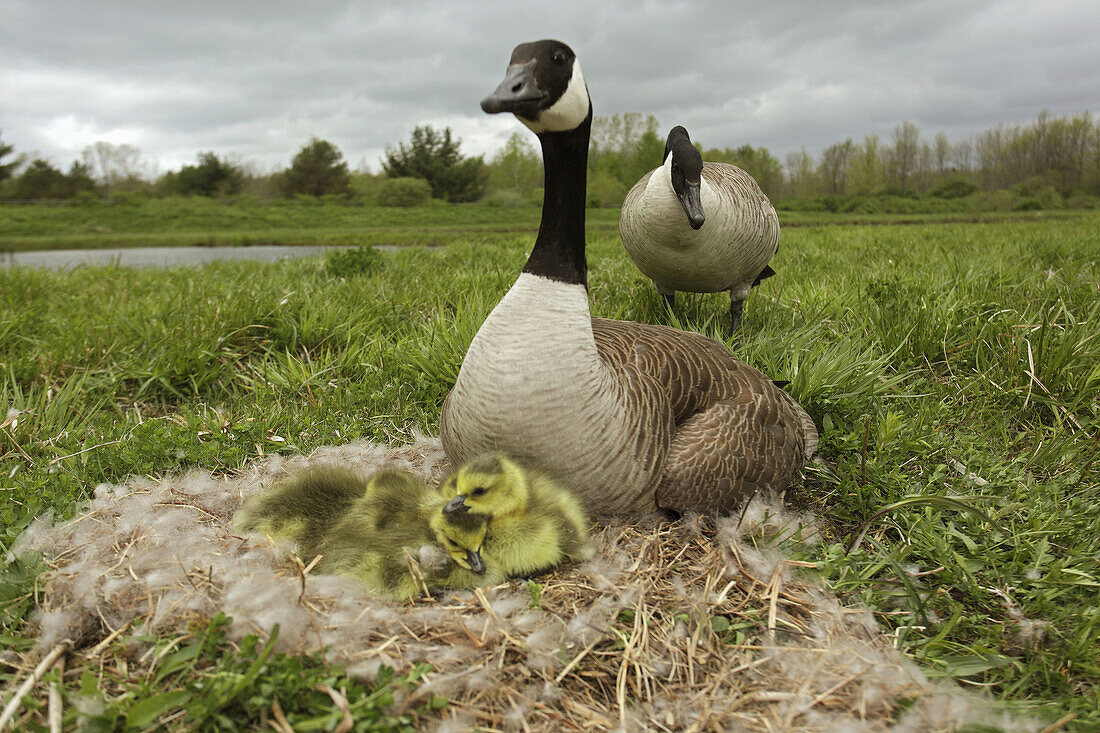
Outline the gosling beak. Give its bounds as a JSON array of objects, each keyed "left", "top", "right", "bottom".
[
  {"left": 481, "top": 60, "right": 546, "bottom": 117},
  {"left": 443, "top": 495, "right": 469, "bottom": 514},
  {"left": 466, "top": 549, "right": 486, "bottom": 575},
  {"left": 679, "top": 182, "right": 705, "bottom": 230}
]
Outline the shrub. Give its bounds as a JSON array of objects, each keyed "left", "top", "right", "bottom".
[
  {"left": 587, "top": 171, "right": 628, "bottom": 208},
  {"left": 1065, "top": 194, "right": 1099, "bottom": 209},
  {"left": 930, "top": 175, "right": 979, "bottom": 199},
  {"left": 325, "top": 245, "right": 383, "bottom": 277},
  {"left": 108, "top": 190, "right": 151, "bottom": 206},
  {"left": 375, "top": 177, "right": 432, "bottom": 207}
]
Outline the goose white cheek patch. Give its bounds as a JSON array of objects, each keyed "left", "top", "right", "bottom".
[{"left": 521, "top": 60, "right": 589, "bottom": 134}]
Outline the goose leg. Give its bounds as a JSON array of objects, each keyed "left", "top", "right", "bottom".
[
  {"left": 656, "top": 283, "right": 675, "bottom": 310},
  {"left": 729, "top": 296, "right": 744, "bottom": 334}
]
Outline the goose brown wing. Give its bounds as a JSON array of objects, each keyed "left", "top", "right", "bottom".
[
  {"left": 591, "top": 318, "right": 815, "bottom": 512},
  {"left": 654, "top": 388, "right": 811, "bottom": 513},
  {"left": 590, "top": 318, "right": 673, "bottom": 481}
]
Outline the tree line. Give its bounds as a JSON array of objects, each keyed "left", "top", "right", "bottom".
[{"left": 1, "top": 109, "right": 1097, "bottom": 210}]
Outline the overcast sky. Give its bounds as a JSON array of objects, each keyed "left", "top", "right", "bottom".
[{"left": 2, "top": 0, "right": 1097, "bottom": 176}]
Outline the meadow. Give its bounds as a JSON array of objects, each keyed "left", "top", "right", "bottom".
[
  {"left": 0, "top": 196, "right": 1082, "bottom": 252},
  {"left": 1, "top": 211, "right": 1098, "bottom": 728}
]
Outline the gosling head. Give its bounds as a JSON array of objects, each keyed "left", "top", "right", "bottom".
[
  {"left": 481, "top": 39, "right": 591, "bottom": 134},
  {"left": 665, "top": 126, "right": 705, "bottom": 230},
  {"left": 429, "top": 510, "right": 488, "bottom": 574},
  {"left": 441, "top": 453, "right": 529, "bottom": 518}
]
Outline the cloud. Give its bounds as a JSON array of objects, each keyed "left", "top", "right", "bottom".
[{"left": 1, "top": 0, "right": 1097, "bottom": 173}]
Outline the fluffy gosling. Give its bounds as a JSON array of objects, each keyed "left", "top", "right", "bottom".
[{"left": 439, "top": 453, "right": 594, "bottom": 578}]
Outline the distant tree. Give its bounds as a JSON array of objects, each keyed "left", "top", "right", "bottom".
[
  {"left": 885, "top": 121, "right": 921, "bottom": 193},
  {"left": 933, "top": 132, "right": 951, "bottom": 175},
  {"left": 488, "top": 132, "right": 542, "bottom": 194},
  {"left": 65, "top": 161, "right": 96, "bottom": 197},
  {"left": 784, "top": 148, "right": 818, "bottom": 198},
  {"left": 166, "top": 152, "right": 244, "bottom": 197},
  {"left": 590, "top": 113, "right": 659, "bottom": 157},
  {"left": 702, "top": 144, "right": 783, "bottom": 198},
  {"left": 0, "top": 129, "right": 16, "bottom": 183},
  {"left": 952, "top": 138, "right": 974, "bottom": 172},
  {"left": 13, "top": 159, "right": 68, "bottom": 199},
  {"left": 82, "top": 141, "right": 147, "bottom": 189},
  {"left": 848, "top": 135, "right": 884, "bottom": 196},
  {"left": 818, "top": 139, "right": 855, "bottom": 196},
  {"left": 382, "top": 125, "right": 487, "bottom": 202},
  {"left": 588, "top": 114, "right": 661, "bottom": 195},
  {"left": 280, "top": 138, "right": 351, "bottom": 198},
  {"left": 626, "top": 128, "right": 666, "bottom": 184}
]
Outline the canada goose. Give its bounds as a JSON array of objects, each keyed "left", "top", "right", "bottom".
[
  {"left": 439, "top": 453, "right": 594, "bottom": 577},
  {"left": 619, "top": 126, "right": 780, "bottom": 333},
  {"left": 235, "top": 467, "right": 502, "bottom": 598},
  {"left": 440, "top": 40, "right": 817, "bottom": 516}
]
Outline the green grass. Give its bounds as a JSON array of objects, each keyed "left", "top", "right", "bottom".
[
  {"left": 0, "top": 197, "right": 620, "bottom": 251},
  {"left": 1, "top": 196, "right": 1086, "bottom": 252},
  {"left": 2, "top": 213, "right": 1099, "bottom": 728}
]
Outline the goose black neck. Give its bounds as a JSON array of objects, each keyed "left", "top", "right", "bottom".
[{"left": 522, "top": 111, "right": 591, "bottom": 286}]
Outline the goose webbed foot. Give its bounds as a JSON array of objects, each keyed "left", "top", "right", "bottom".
[{"left": 729, "top": 297, "right": 744, "bottom": 335}]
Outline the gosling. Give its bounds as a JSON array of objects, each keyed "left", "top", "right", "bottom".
[
  {"left": 439, "top": 453, "right": 594, "bottom": 578},
  {"left": 235, "top": 466, "right": 501, "bottom": 599},
  {"left": 321, "top": 469, "right": 504, "bottom": 599}
]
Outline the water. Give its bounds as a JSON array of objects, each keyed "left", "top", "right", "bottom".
[{"left": 0, "top": 244, "right": 396, "bottom": 270}]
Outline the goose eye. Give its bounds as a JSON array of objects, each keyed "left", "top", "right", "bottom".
[
  {"left": 472, "top": 487, "right": 487, "bottom": 497},
  {"left": 552, "top": 50, "right": 566, "bottom": 65}
]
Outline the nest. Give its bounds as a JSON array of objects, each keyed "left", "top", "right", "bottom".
[{"left": 13, "top": 436, "right": 1031, "bottom": 731}]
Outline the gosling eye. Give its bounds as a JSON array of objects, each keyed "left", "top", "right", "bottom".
[
  {"left": 552, "top": 50, "right": 566, "bottom": 65},
  {"left": 472, "top": 487, "right": 488, "bottom": 497}
]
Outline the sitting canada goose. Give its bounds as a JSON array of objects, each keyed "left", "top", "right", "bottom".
[
  {"left": 440, "top": 40, "right": 817, "bottom": 516},
  {"left": 619, "top": 126, "right": 780, "bottom": 334},
  {"left": 438, "top": 453, "right": 594, "bottom": 577},
  {"left": 235, "top": 466, "right": 502, "bottom": 599}
]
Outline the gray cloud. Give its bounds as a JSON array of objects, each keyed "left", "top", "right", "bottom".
[{"left": 1, "top": 0, "right": 1097, "bottom": 173}]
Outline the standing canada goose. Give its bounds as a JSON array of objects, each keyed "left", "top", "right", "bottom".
[
  {"left": 619, "top": 126, "right": 780, "bottom": 333},
  {"left": 438, "top": 453, "right": 594, "bottom": 577},
  {"left": 440, "top": 40, "right": 817, "bottom": 516},
  {"left": 235, "top": 466, "right": 502, "bottom": 598}
]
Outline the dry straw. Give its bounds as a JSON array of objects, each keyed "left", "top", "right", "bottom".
[{"left": 11, "top": 436, "right": 1033, "bottom": 731}]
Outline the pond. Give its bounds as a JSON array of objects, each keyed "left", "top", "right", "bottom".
[{"left": 0, "top": 244, "right": 389, "bottom": 270}]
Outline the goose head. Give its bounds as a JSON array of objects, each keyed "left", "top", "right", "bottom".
[
  {"left": 429, "top": 510, "right": 488, "bottom": 574},
  {"left": 481, "top": 39, "right": 591, "bottom": 134},
  {"left": 665, "top": 126, "right": 706, "bottom": 230},
  {"left": 442, "top": 453, "right": 529, "bottom": 518}
]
